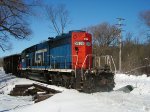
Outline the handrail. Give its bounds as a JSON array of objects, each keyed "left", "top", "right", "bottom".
[
  {"left": 81, "top": 55, "right": 116, "bottom": 76},
  {"left": 47, "top": 55, "right": 55, "bottom": 68},
  {"left": 47, "top": 55, "right": 78, "bottom": 77},
  {"left": 81, "top": 54, "right": 95, "bottom": 80},
  {"left": 111, "top": 56, "right": 116, "bottom": 74},
  {"left": 72, "top": 55, "right": 78, "bottom": 78},
  {"left": 81, "top": 54, "right": 95, "bottom": 69}
]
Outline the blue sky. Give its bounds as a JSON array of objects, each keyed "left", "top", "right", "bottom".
[{"left": 1, "top": 0, "right": 150, "bottom": 57}]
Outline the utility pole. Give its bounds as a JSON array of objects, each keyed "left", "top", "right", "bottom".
[{"left": 116, "top": 18, "right": 125, "bottom": 73}]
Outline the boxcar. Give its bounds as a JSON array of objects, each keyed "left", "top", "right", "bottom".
[{"left": 3, "top": 54, "right": 21, "bottom": 75}]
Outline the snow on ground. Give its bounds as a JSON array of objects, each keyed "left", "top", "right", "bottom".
[
  {"left": 0, "top": 68, "right": 35, "bottom": 111},
  {"left": 0, "top": 67, "right": 150, "bottom": 112},
  {"left": 114, "top": 74, "right": 150, "bottom": 95}
]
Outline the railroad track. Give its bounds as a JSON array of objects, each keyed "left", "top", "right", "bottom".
[{"left": 10, "top": 83, "right": 61, "bottom": 103}]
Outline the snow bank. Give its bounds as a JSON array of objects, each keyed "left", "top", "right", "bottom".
[
  {"left": 114, "top": 74, "right": 150, "bottom": 95},
  {"left": 0, "top": 69, "right": 35, "bottom": 111},
  {"left": 0, "top": 72, "right": 35, "bottom": 94},
  {"left": 0, "top": 95, "right": 33, "bottom": 111}
]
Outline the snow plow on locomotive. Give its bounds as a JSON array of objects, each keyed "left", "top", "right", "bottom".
[{"left": 3, "top": 31, "right": 116, "bottom": 93}]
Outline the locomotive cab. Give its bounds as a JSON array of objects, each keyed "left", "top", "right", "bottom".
[{"left": 71, "top": 31, "right": 92, "bottom": 69}]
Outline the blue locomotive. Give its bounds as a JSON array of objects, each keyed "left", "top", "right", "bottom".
[{"left": 4, "top": 31, "right": 115, "bottom": 92}]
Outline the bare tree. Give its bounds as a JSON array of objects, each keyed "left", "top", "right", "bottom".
[
  {"left": 139, "top": 10, "right": 150, "bottom": 27},
  {"left": 137, "top": 10, "right": 150, "bottom": 46},
  {"left": 89, "top": 23, "right": 119, "bottom": 46},
  {"left": 0, "top": 0, "right": 32, "bottom": 51},
  {"left": 45, "top": 4, "right": 71, "bottom": 35},
  {"left": 87, "top": 23, "right": 119, "bottom": 55}
]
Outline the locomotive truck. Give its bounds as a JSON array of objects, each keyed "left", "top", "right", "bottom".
[{"left": 3, "top": 31, "right": 116, "bottom": 93}]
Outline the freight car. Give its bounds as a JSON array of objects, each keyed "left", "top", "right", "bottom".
[
  {"left": 3, "top": 54, "right": 21, "bottom": 76},
  {"left": 4, "top": 31, "right": 116, "bottom": 93}
]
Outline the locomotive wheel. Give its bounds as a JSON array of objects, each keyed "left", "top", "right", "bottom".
[
  {"left": 70, "top": 75, "right": 76, "bottom": 89},
  {"left": 62, "top": 75, "right": 71, "bottom": 88},
  {"left": 44, "top": 73, "right": 50, "bottom": 84}
]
